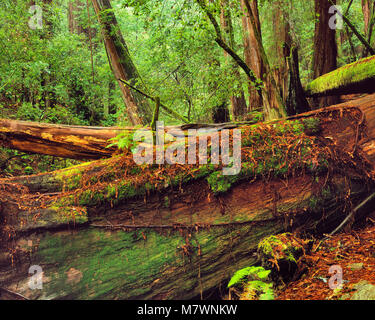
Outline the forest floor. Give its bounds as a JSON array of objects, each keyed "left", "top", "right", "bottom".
[
  {"left": 276, "top": 219, "right": 375, "bottom": 300},
  {"left": 275, "top": 93, "right": 375, "bottom": 300}
]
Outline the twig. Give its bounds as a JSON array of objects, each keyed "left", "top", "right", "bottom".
[
  {"left": 0, "top": 287, "right": 29, "bottom": 300},
  {"left": 329, "top": 0, "right": 375, "bottom": 55},
  {"left": 117, "top": 78, "right": 188, "bottom": 123},
  {"left": 90, "top": 218, "right": 279, "bottom": 230},
  {"left": 328, "top": 191, "right": 375, "bottom": 238}
]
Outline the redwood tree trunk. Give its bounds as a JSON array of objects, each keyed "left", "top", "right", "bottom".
[
  {"left": 312, "top": 0, "right": 340, "bottom": 108},
  {"left": 68, "top": 0, "right": 84, "bottom": 34},
  {"left": 240, "top": 0, "right": 263, "bottom": 111},
  {"left": 271, "top": 1, "right": 309, "bottom": 115},
  {"left": 220, "top": 0, "right": 248, "bottom": 121},
  {"left": 242, "top": 0, "right": 287, "bottom": 120},
  {"left": 91, "top": 0, "right": 152, "bottom": 125},
  {"left": 362, "top": 0, "right": 373, "bottom": 35},
  {"left": 272, "top": 2, "right": 291, "bottom": 104},
  {"left": 362, "top": 0, "right": 375, "bottom": 57}
]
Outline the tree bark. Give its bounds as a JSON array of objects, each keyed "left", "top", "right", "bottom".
[
  {"left": 91, "top": 0, "right": 152, "bottom": 125},
  {"left": 312, "top": 0, "right": 340, "bottom": 108},
  {"left": 220, "top": 0, "right": 248, "bottom": 121},
  {"left": 362, "top": 0, "right": 374, "bottom": 36},
  {"left": 285, "top": 45, "right": 310, "bottom": 115},
  {"left": 271, "top": 1, "right": 291, "bottom": 104},
  {"left": 242, "top": 0, "right": 287, "bottom": 120},
  {"left": 362, "top": 0, "right": 375, "bottom": 57},
  {"left": 68, "top": 0, "right": 85, "bottom": 35},
  {"left": 0, "top": 118, "right": 245, "bottom": 160},
  {"left": 240, "top": 0, "right": 263, "bottom": 112}
]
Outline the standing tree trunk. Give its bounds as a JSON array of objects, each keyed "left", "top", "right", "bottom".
[
  {"left": 363, "top": 0, "right": 374, "bottom": 36},
  {"left": 40, "top": 0, "right": 55, "bottom": 113},
  {"left": 362, "top": 0, "right": 375, "bottom": 57},
  {"left": 240, "top": 0, "right": 263, "bottom": 112},
  {"left": 312, "top": 0, "right": 340, "bottom": 108},
  {"left": 220, "top": 0, "right": 248, "bottom": 121},
  {"left": 272, "top": 2, "right": 292, "bottom": 104},
  {"left": 68, "top": 0, "right": 84, "bottom": 34},
  {"left": 242, "top": 0, "right": 287, "bottom": 120},
  {"left": 285, "top": 45, "right": 310, "bottom": 115},
  {"left": 271, "top": 1, "right": 309, "bottom": 116},
  {"left": 91, "top": 0, "right": 152, "bottom": 125}
]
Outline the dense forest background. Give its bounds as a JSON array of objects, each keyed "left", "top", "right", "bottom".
[{"left": 0, "top": 0, "right": 372, "bottom": 175}]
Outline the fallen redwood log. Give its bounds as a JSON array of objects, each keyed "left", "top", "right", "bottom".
[
  {"left": 305, "top": 55, "right": 375, "bottom": 97},
  {"left": 0, "top": 118, "right": 259, "bottom": 160},
  {"left": 1, "top": 95, "right": 375, "bottom": 300},
  {"left": 0, "top": 119, "right": 122, "bottom": 160}
]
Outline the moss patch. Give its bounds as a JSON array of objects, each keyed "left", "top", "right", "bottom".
[
  {"left": 258, "top": 233, "right": 311, "bottom": 283},
  {"left": 306, "top": 55, "right": 375, "bottom": 96}
]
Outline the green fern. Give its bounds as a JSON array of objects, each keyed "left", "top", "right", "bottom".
[{"left": 228, "top": 266, "right": 271, "bottom": 288}]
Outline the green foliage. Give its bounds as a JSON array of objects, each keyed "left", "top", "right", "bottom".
[
  {"left": 228, "top": 266, "right": 270, "bottom": 288},
  {"left": 0, "top": 0, "right": 367, "bottom": 128},
  {"left": 228, "top": 266, "right": 273, "bottom": 301},
  {"left": 107, "top": 131, "right": 136, "bottom": 151},
  {"left": 242, "top": 281, "right": 274, "bottom": 300}
]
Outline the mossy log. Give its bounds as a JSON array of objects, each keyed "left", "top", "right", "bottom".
[
  {"left": 305, "top": 56, "right": 375, "bottom": 97},
  {"left": 2, "top": 95, "right": 375, "bottom": 300}
]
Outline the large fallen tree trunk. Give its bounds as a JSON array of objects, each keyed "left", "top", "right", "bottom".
[
  {"left": 0, "top": 119, "right": 122, "bottom": 160},
  {"left": 1, "top": 95, "right": 375, "bottom": 300},
  {"left": 305, "top": 55, "right": 375, "bottom": 97},
  {"left": 0, "top": 118, "right": 257, "bottom": 160}
]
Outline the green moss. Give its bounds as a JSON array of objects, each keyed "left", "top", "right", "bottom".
[
  {"left": 258, "top": 233, "right": 305, "bottom": 264},
  {"left": 206, "top": 120, "right": 322, "bottom": 195},
  {"left": 307, "top": 185, "right": 334, "bottom": 211},
  {"left": 302, "top": 118, "right": 321, "bottom": 134},
  {"left": 30, "top": 222, "right": 268, "bottom": 300},
  {"left": 258, "top": 235, "right": 284, "bottom": 256},
  {"left": 55, "top": 167, "right": 83, "bottom": 191},
  {"left": 306, "top": 55, "right": 375, "bottom": 95},
  {"left": 163, "top": 196, "right": 170, "bottom": 208},
  {"left": 53, "top": 119, "right": 326, "bottom": 207}
]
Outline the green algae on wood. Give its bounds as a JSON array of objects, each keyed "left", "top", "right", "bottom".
[
  {"left": 8, "top": 221, "right": 282, "bottom": 300},
  {"left": 305, "top": 55, "right": 375, "bottom": 97}
]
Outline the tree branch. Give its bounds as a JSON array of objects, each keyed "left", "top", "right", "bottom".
[
  {"left": 118, "top": 78, "right": 189, "bottom": 123},
  {"left": 195, "top": 0, "right": 262, "bottom": 95},
  {"left": 329, "top": 0, "right": 375, "bottom": 56}
]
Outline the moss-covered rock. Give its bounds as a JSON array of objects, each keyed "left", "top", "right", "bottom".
[
  {"left": 350, "top": 281, "right": 375, "bottom": 300},
  {"left": 257, "top": 233, "right": 312, "bottom": 283}
]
